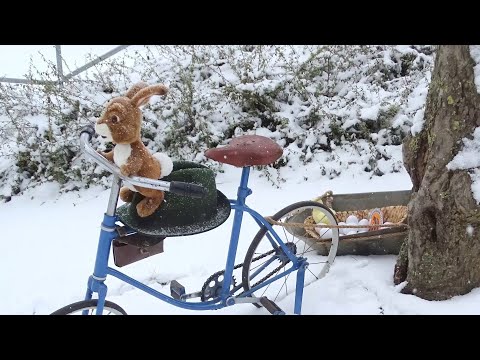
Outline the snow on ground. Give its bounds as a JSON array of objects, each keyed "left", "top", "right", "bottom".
[{"left": 2, "top": 161, "right": 480, "bottom": 315}]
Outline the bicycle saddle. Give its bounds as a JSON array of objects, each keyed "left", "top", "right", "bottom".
[{"left": 205, "top": 135, "right": 283, "bottom": 167}]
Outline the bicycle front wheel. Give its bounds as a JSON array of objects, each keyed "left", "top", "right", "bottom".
[
  {"left": 242, "top": 201, "right": 339, "bottom": 313},
  {"left": 50, "top": 299, "right": 127, "bottom": 315}
]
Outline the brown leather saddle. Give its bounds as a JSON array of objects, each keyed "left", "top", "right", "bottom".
[{"left": 205, "top": 135, "right": 283, "bottom": 167}]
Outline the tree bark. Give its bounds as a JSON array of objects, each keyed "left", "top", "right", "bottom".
[{"left": 394, "top": 45, "right": 480, "bottom": 300}]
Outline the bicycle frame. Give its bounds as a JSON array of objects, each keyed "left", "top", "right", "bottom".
[{"left": 80, "top": 135, "right": 308, "bottom": 315}]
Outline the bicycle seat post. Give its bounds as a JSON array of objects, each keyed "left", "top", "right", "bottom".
[
  {"left": 237, "top": 167, "right": 253, "bottom": 205},
  {"left": 220, "top": 166, "right": 252, "bottom": 301}
]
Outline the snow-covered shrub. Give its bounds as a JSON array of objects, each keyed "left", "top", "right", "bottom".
[{"left": 0, "top": 45, "right": 434, "bottom": 199}]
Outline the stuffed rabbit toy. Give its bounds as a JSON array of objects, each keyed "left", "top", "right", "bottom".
[{"left": 95, "top": 82, "right": 173, "bottom": 217}]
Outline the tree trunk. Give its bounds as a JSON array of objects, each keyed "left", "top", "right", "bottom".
[{"left": 394, "top": 45, "right": 480, "bottom": 300}]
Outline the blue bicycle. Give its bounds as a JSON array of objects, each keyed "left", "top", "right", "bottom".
[{"left": 51, "top": 126, "right": 339, "bottom": 315}]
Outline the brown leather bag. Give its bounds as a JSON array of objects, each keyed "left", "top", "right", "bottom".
[{"left": 113, "top": 233, "right": 165, "bottom": 267}]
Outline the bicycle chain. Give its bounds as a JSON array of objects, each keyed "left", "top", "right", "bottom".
[
  {"left": 250, "top": 243, "right": 297, "bottom": 289},
  {"left": 250, "top": 262, "right": 287, "bottom": 289},
  {"left": 200, "top": 248, "right": 285, "bottom": 301}
]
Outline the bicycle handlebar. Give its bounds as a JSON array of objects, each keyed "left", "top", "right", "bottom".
[{"left": 79, "top": 125, "right": 207, "bottom": 198}]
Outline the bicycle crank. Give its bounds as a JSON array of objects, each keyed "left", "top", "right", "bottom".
[{"left": 200, "top": 247, "right": 292, "bottom": 302}]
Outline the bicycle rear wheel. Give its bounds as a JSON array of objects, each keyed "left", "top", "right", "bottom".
[
  {"left": 242, "top": 201, "right": 339, "bottom": 314},
  {"left": 50, "top": 299, "right": 127, "bottom": 315}
]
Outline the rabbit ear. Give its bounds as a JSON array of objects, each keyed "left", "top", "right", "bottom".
[
  {"left": 125, "top": 82, "right": 149, "bottom": 99},
  {"left": 130, "top": 84, "right": 168, "bottom": 107}
]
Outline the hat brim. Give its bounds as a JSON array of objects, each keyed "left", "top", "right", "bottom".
[{"left": 116, "top": 190, "right": 231, "bottom": 237}]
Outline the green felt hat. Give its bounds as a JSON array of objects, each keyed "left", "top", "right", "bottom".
[{"left": 116, "top": 161, "right": 231, "bottom": 237}]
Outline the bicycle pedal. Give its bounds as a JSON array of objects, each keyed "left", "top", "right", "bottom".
[
  {"left": 170, "top": 280, "right": 186, "bottom": 300},
  {"left": 260, "top": 297, "right": 285, "bottom": 315}
]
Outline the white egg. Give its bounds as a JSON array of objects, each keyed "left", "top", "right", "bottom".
[
  {"left": 316, "top": 228, "right": 332, "bottom": 239},
  {"left": 346, "top": 230, "right": 358, "bottom": 236},
  {"left": 338, "top": 221, "right": 348, "bottom": 235},
  {"left": 315, "top": 226, "right": 323, "bottom": 235},
  {"left": 358, "top": 219, "right": 370, "bottom": 232},
  {"left": 378, "top": 221, "right": 392, "bottom": 229},
  {"left": 346, "top": 215, "right": 359, "bottom": 224}
]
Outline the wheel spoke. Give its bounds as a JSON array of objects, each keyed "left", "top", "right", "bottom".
[
  {"left": 307, "top": 267, "right": 319, "bottom": 281},
  {"left": 282, "top": 271, "right": 293, "bottom": 301},
  {"left": 250, "top": 258, "right": 271, "bottom": 272},
  {"left": 274, "top": 267, "right": 288, "bottom": 302},
  {"left": 302, "top": 248, "right": 319, "bottom": 255},
  {"left": 261, "top": 279, "right": 273, "bottom": 297},
  {"left": 285, "top": 273, "right": 289, "bottom": 297},
  {"left": 281, "top": 225, "right": 294, "bottom": 246},
  {"left": 300, "top": 242, "right": 315, "bottom": 256}
]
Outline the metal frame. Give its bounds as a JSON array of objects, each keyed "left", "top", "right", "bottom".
[
  {"left": 79, "top": 133, "right": 309, "bottom": 315},
  {"left": 0, "top": 45, "right": 129, "bottom": 86}
]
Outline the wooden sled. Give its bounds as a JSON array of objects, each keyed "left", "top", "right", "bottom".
[{"left": 285, "top": 190, "right": 411, "bottom": 256}]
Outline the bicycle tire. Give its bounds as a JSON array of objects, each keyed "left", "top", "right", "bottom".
[
  {"left": 242, "top": 201, "right": 339, "bottom": 313},
  {"left": 50, "top": 299, "right": 127, "bottom": 315}
]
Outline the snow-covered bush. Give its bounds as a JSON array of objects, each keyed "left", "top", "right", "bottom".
[{"left": 0, "top": 45, "right": 435, "bottom": 200}]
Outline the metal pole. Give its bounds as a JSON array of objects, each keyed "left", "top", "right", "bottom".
[
  {"left": 64, "top": 45, "right": 130, "bottom": 80},
  {"left": 0, "top": 45, "right": 129, "bottom": 85},
  {"left": 55, "top": 45, "right": 64, "bottom": 86},
  {"left": 0, "top": 77, "right": 54, "bottom": 85}
]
